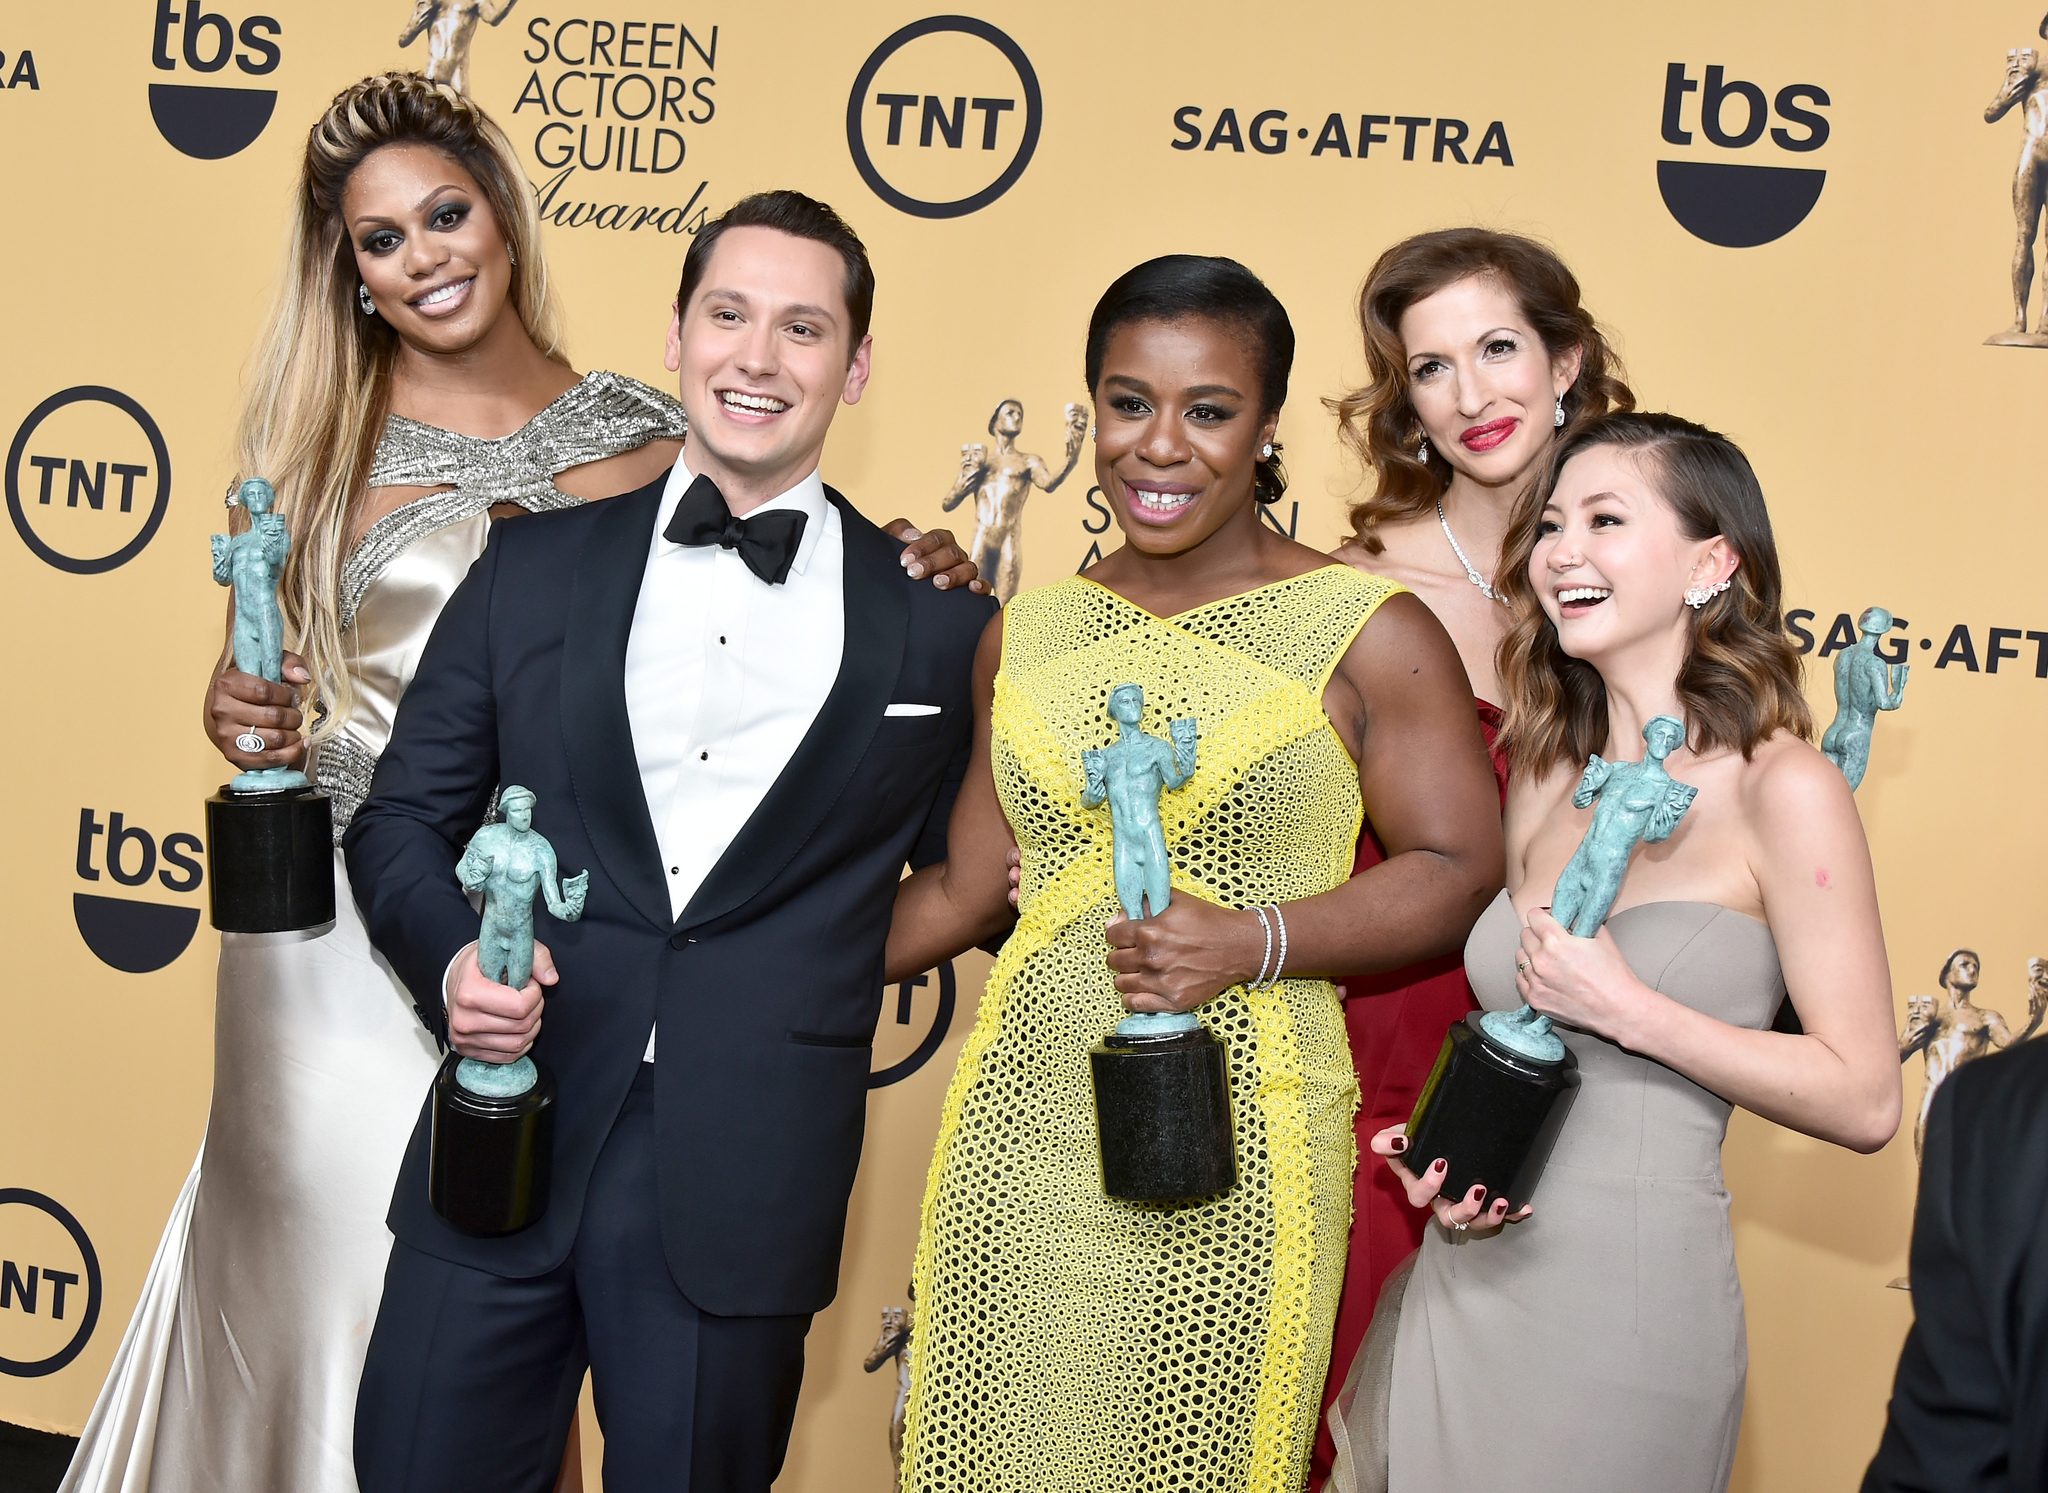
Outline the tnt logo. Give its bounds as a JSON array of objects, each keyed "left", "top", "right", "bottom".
[
  {"left": 75, "top": 808, "right": 205, "bottom": 974},
  {"left": 6, "top": 388, "right": 171, "bottom": 574},
  {"left": 847, "top": 16, "right": 1041, "bottom": 219},
  {"left": 148, "top": 0, "right": 282, "bottom": 160},
  {"left": 0, "top": 1191, "right": 100, "bottom": 1378},
  {"left": 1657, "top": 64, "right": 1830, "bottom": 248},
  {"left": 869, "top": 961, "right": 957, "bottom": 1088}
]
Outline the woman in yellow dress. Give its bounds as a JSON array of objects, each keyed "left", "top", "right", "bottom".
[{"left": 883, "top": 256, "right": 1505, "bottom": 1489}]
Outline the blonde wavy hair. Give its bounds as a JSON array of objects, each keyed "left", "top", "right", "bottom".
[
  {"left": 1327, "top": 228, "right": 1635, "bottom": 554},
  {"left": 1493, "top": 412, "right": 1812, "bottom": 778},
  {"left": 233, "top": 72, "right": 566, "bottom": 743}
]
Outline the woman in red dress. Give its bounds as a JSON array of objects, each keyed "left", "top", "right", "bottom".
[{"left": 1313, "top": 229, "right": 1637, "bottom": 1485}]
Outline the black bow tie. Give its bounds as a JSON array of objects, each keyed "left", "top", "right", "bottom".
[{"left": 662, "top": 473, "right": 809, "bottom": 585}]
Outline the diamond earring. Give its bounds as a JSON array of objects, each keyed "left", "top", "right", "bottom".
[
  {"left": 358, "top": 283, "right": 376, "bottom": 316},
  {"left": 1417, "top": 436, "right": 1432, "bottom": 465},
  {"left": 508, "top": 245, "right": 517, "bottom": 269},
  {"left": 1554, "top": 396, "right": 1567, "bottom": 428},
  {"left": 1261, "top": 442, "right": 1274, "bottom": 460},
  {"left": 1684, "top": 579, "right": 1731, "bottom": 609}
]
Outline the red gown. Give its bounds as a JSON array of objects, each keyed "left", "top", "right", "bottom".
[{"left": 1309, "top": 700, "right": 1508, "bottom": 1488}]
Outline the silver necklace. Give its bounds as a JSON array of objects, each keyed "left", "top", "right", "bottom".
[{"left": 1437, "top": 497, "right": 1508, "bottom": 606}]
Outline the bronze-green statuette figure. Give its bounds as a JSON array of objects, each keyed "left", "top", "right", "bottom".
[
  {"left": 1083, "top": 683, "right": 1197, "bottom": 925},
  {"left": 1821, "top": 607, "right": 1909, "bottom": 791},
  {"left": 212, "top": 478, "right": 307, "bottom": 793},
  {"left": 1083, "top": 685, "right": 1232, "bottom": 1200},
  {"left": 454, "top": 785, "right": 588, "bottom": 1097}
]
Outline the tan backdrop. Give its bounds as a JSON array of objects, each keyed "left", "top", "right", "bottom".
[{"left": 2, "top": 3, "right": 2042, "bottom": 1489}]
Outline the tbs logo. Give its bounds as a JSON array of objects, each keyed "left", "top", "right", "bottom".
[
  {"left": 1657, "top": 63, "right": 1830, "bottom": 248},
  {"left": 149, "top": 0, "right": 282, "bottom": 160},
  {"left": 75, "top": 808, "right": 205, "bottom": 974}
]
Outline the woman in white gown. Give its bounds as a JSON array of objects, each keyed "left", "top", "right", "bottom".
[{"left": 61, "top": 73, "right": 975, "bottom": 1493}]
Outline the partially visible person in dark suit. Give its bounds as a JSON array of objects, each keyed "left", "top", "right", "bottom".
[{"left": 1864, "top": 1032, "right": 2048, "bottom": 1492}]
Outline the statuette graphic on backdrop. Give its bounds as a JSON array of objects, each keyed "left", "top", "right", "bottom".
[
  {"left": 399, "top": 0, "right": 514, "bottom": 97},
  {"left": 1821, "top": 606, "right": 1909, "bottom": 790},
  {"left": 1899, "top": 950, "right": 2047, "bottom": 1159},
  {"left": 1985, "top": 23, "right": 2048, "bottom": 346},
  {"left": 941, "top": 399, "right": 1086, "bottom": 601}
]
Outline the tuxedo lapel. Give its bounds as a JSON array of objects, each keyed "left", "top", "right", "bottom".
[
  {"left": 560, "top": 482, "right": 671, "bottom": 931},
  {"left": 675, "top": 488, "right": 907, "bottom": 935}
]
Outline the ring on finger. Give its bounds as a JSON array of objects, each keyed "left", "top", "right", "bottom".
[
  {"left": 1516, "top": 958, "right": 1530, "bottom": 973},
  {"left": 235, "top": 728, "right": 266, "bottom": 753}
]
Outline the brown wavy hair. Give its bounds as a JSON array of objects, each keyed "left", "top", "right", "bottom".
[
  {"left": 234, "top": 72, "right": 567, "bottom": 744},
  {"left": 1329, "top": 228, "right": 1635, "bottom": 553},
  {"left": 1494, "top": 412, "right": 1812, "bottom": 776}
]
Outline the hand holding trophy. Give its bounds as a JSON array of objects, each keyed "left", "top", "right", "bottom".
[
  {"left": 1084, "top": 684, "right": 1235, "bottom": 1203},
  {"left": 1402, "top": 715, "right": 1697, "bottom": 1214},
  {"left": 203, "top": 479, "right": 335, "bottom": 933},
  {"left": 431, "top": 785, "right": 587, "bottom": 1236}
]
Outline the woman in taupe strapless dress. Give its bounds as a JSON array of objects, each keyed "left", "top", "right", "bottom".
[{"left": 1328, "top": 413, "right": 1903, "bottom": 1493}]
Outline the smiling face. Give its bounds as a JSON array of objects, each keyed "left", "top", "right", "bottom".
[
  {"left": 345, "top": 143, "right": 515, "bottom": 354},
  {"left": 1400, "top": 274, "right": 1580, "bottom": 489},
  {"left": 1091, "top": 318, "right": 1279, "bottom": 556},
  {"left": 663, "top": 225, "right": 871, "bottom": 510},
  {"left": 1530, "top": 443, "right": 1736, "bottom": 670}
]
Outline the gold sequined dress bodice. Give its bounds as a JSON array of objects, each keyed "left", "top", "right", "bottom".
[
  {"left": 904, "top": 567, "right": 1400, "bottom": 1493},
  {"left": 313, "top": 370, "right": 685, "bottom": 834}
]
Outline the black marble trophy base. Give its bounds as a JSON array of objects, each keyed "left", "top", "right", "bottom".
[
  {"left": 204, "top": 786, "right": 334, "bottom": 933},
  {"left": 429, "top": 1054, "right": 555, "bottom": 1237},
  {"left": 1090, "top": 1023, "right": 1236, "bottom": 1202},
  {"left": 1403, "top": 1013, "right": 1581, "bottom": 1212}
]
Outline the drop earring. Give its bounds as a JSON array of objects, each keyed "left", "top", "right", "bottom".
[
  {"left": 358, "top": 283, "right": 376, "bottom": 316},
  {"left": 1417, "top": 436, "right": 1432, "bottom": 465},
  {"left": 507, "top": 245, "right": 517, "bottom": 268},
  {"left": 1553, "top": 396, "right": 1567, "bottom": 428}
]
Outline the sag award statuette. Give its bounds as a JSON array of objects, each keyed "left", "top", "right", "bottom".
[
  {"left": 204, "top": 479, "right": 335, "bottom": 933},
  {"left": 1821, "top": 606, "right": 1909, "bottom": 791},
  {"left": 1404, "top": 715, "right": 1698, "bottom": 1212},
  {"left": 1083, "top": 685, "right": 1235, "bottom": 1202},
  {"left": 429, "top": 785, "right": 589, "bottom": 1237}
]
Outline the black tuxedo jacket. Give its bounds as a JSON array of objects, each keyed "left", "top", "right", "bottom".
[
  {"left": 1863, "top": 1035, "right": 2048, "bottom": 1491},
  {"left": 343, "top": 473, "right": 996, "bottom": 1315}
]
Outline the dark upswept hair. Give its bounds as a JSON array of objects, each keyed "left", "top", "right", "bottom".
[
  {"left": 675, "top": 189, "right": 875, "bottom": 350},
  {"left": 1330, "top": 228, "right": 1636, "bottom": 552},
  {"left": 1084, "top": 254, "right": 1295, "bottom": 503},
  {"left": 1494, "top": 412, "right": 1812, "bottom": 776}
]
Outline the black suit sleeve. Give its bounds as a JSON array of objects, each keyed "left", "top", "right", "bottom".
[
  {"left": 341, "top": 528, "right": 505, "bottom": 1043},
  {"left": 1861, "top": 1036, "right": 2048, "bottom": 1493}
]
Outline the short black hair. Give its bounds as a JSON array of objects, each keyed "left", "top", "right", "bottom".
[
  {"left": 1084, "top": 254, "right": 1295, "bottom": 500},
  {"left": 675, "top": 190, "right": 875, "bottom": 350}
]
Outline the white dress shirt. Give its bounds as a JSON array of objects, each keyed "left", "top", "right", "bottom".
[{"left": 622, "top": 455, "right": 845, "bottom": 1058}]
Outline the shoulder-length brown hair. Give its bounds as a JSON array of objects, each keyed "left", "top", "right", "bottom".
[
  {"left": 1329, "top": 228, "right": 1635, "bottom": 553},
  {"left": 1494, "top": 411, "right": 1812, "bottom": 776}
]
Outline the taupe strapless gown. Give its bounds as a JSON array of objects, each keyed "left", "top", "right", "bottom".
[
  {"left": 1328, "top": 889, "right": 1785, "bottom": 1493},
  {"left": 59, "top": 373, "right": 685, "bottom": 1493}
]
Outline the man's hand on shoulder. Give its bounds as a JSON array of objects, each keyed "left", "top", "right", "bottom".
[
  {"left": 444, "top": 940, "right": 559, "bottom": 1062},
  {"left": 882, "top": 519, "right": 990, "bottom": 594}
]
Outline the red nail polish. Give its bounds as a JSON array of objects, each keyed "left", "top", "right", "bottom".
[{"left": 1390, "top": 1136, "right": 1408, "bottom": 1153}]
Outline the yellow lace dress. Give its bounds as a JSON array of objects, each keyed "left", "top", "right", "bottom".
[{"left": 904, "top": 566, "right": 1402, "bottom": 1492}]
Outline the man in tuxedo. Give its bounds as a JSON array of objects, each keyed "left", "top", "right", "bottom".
[
  {"left": 1863, "top": 1032, "right": 2048, "bottom": 1491},
  {"left": 345, "top": 190, "right": 999, "bottom": 1492}
]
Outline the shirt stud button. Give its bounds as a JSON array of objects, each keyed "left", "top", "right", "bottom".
[
  {"left": 699, "top": 751, "right": 708, "bottom": 761},
  {"left": 670, "top": 866, "right": 679, "bottom": 874}
]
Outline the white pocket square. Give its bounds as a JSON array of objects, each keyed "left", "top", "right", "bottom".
[{"left": 884, "top": 703, "right": 941, "bottom": 716}]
